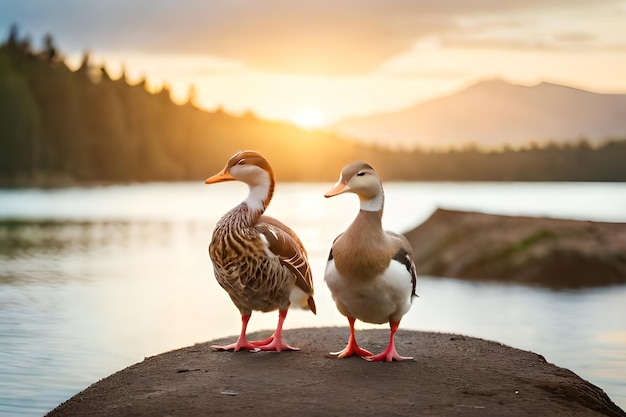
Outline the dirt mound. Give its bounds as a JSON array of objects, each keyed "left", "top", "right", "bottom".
[
  {"left": 404, "top": 209, "right": 626, "bottom": 288},
  {"left": 46, "top": 328, "right": 624, "bottom": 417}
]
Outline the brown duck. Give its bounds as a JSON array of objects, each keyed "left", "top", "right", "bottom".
[{"left": 205, "top": 150, "right": 316, "bottom": 352}]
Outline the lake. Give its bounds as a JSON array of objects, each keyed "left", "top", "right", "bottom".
[{"left": 0, "top": 182, "right": 625, "bottom": 415}]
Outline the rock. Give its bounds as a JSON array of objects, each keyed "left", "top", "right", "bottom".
[
  {"left": 45, "top": 328, "right": 624, "bottom": 417},
  {"left": 404, "top": 209, "right": 626, "bottom": 289}
]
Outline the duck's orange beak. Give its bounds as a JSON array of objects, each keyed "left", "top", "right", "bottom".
[
  {"left": 205, "top": 169, "right": 235, "bottom": 184},
  {"left": 324, "top": 181, "right": 350, "bottom": 198}
]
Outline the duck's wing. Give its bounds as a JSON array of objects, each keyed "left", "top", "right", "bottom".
[
  {"left": 326, "top": 233, "right": 344, "bottom": 262},
  {"left": 257, "top": 215, "right": 316, "bottom": 313},
  {"left": 388, "top": 232, "right": 419, "bottom": 298}
]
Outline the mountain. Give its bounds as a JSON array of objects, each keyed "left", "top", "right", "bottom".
[{"left": 331, "top": 79, "right": 626, "bottom": 149}]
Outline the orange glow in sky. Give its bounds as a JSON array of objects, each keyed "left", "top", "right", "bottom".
[
  {"left": 292, "top": 108, "right": 328, "bottom": 130},
  {"left": 11, "top": 0, "right": 626, "bottom": 126}
]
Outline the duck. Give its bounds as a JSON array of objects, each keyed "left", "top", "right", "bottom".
[
  {"left": 324, "top": 161, "right": 417, "bottom": 362},
  {"left": 205, "top": 150, "right": 316, "bottom": 352}
]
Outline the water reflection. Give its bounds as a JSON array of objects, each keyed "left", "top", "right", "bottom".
[
  {"left": 0, "top": 221, "right": 203, "bottom": 286},
  {"left": 0, "top": 219, "right": 219, "bottom": 415}
]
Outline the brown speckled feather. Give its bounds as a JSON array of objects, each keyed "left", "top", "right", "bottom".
[
  {"left": 207, "top": 150, "right": 316, "bottom": 318},
  {"left": 206, "top": 150, "right": 316, "bottom": 352}
]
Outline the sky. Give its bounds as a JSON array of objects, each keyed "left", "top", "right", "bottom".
[{"left": 2, "top": 0, "right": 626, "bottom": 128}]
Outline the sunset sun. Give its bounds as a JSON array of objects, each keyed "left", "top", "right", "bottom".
[{"left": 292, "top": 107, "right": 327, "bottom": 130}]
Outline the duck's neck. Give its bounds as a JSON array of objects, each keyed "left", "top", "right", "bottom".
[
  {"left": 352, "top": 208, "right": 384, "bottom": 232},
  {"left": 239, "top": 180, "right": 274, "bottom": 225},
  {"left": 348, "top": 192, "right": 385, "bottom": 241},
  {"left": 337, "top": 208, "right": 387, "bottom": 278},
  {"left": 359, "top": 191, "right": 384, "bottom": 213}
]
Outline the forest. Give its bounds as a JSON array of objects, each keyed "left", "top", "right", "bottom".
[{"left": 1, "top": 26, "right": 625, "bottom": 186}]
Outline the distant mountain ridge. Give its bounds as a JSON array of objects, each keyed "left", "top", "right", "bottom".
[
  {"left": 2, "top": 30, "right": 626, "bottom": 185},
  {"left": 331, "top": 79, "right": 626, "bottom": 149}
]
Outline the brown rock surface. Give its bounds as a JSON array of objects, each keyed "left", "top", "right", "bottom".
[
  {"left": 46, "top": 328, "right": 625, "bottom": 417},
  {"left": 404, "top": 209, "right": 626, "bottom": 288}
]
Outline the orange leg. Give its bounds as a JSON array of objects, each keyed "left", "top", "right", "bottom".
[
  {"left": 365, "top": 321, "right": 413, "bottom": 362},
  {"left": 211, "top": 314, "right": 261, "bottom": 352},
  {"left": 331, "top": 316, "right": 373, "bottom": 358},
  {"left": 252, "top": 309, "right": 298, "bottom": 352}
]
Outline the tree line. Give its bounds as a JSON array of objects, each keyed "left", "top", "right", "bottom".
[{"left": 1, "top": 25, "right": 625, "bottom": 186}]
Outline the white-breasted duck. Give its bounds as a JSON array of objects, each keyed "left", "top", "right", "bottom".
[
  {"left": 324, "top": 161, "right": 417, "bottom": 362},
  {"left": 206, "top": 150, "right": 316, "bottom": 352}
]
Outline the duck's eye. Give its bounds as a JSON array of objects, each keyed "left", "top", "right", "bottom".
[
  {"left": 356, "top": 171, "right": 366, "bottom": 177},
  {"left": 237, "top": 159, "right": 246, "bottom": 165}
]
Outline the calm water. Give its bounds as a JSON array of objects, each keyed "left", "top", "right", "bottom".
[{"left": 0, "top": 182, "right": 625, "bottom": 415}]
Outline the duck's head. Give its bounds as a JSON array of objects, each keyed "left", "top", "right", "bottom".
[
  {"left": 205, "top": 150, "right": 275, "bottom": 211},
  {"left": 325, "top": 161, "right": 384, "bottom": 211},
  {"left": 205, "top": 150, "right": 274, "bottom": 187}
]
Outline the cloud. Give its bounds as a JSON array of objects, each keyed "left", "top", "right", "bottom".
[
  {"left": 437, "top": 9, "right": 626, "bottom": 53},
  {"left": 1, "top": 0, "right": 624, "bottom": 75}
]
